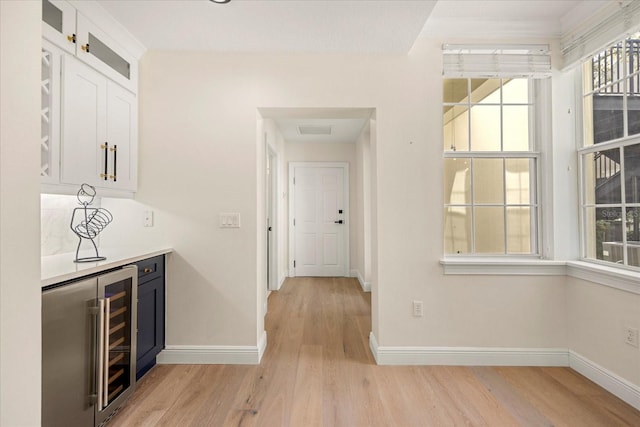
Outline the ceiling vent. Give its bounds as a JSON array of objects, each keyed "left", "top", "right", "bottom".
[{"left": 298, "top": 125, "right": 332, "bottom": 136}]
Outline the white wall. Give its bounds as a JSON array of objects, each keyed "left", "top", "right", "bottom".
[
  {"left": 0, "top": 1, "right": 42, "bottom": 425},
  {"left": 95, "top": 37, "right": 639, "bottom": 395},
  {"left": 284, "top": 141, "right": 358, "bottom": 274},
  {"left": 99, "top": 41, "right": 567, "bottom": 352},
  {"left": 567, "top": 277, "right": 640, "bottom": 385}
]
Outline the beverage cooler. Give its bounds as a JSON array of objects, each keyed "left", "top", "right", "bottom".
[{"left": 42, "top": 266, "right": 137, "bottom": 427}]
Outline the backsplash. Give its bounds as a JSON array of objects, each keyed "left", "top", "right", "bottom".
[{"left": 41, "top": 194, "right": 100, "bottom": 256}]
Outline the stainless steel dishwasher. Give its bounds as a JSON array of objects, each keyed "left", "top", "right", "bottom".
[{"left": 42, "top": 265, "right": 138, "bottom": 427}]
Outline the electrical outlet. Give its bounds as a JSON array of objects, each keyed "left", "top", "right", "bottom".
[
  {"left": 413, "top": 301, "right": 423, "bottom": 317},
  {"left": 624, "top": 326, "right": 639, "bottom": 348}
]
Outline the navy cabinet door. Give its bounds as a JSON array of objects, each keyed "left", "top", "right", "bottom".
[{"left": 136, "top": 256, "right": 165, "bottom": 379}]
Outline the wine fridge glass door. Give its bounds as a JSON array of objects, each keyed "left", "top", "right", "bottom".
[{"left": 96, "top": 266, "right": 137, "bottom": 425}]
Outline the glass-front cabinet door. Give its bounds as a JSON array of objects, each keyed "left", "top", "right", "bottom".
[
  {"left": 42, "top": 0, "right": 76, "bottom": 54},
  {"left": 76, "top": 14, "right": 138, "bottom": 93},
  {"left": 96, "top": 266, "right": 138, "bottom": 426}
]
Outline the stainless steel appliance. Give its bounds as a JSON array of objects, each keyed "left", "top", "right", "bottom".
[{"left": 42, "top": 266, "right": 137, "bottom": 427}]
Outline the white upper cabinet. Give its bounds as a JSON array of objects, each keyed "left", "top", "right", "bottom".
[
  {"left": 76, "top": 14, "right": 138, "bottom": 94},
  {"left": 41, "top": 1, "right": 143, "bottom": 195},
  {"left": 42, "top": 0, "right": 76, "bottom": 54},
  {"left": 42, "top": 1, "right": 139, "bottom": 93},
  {"left": 62, "top": 56, "right": 137, "bottom": 192}
]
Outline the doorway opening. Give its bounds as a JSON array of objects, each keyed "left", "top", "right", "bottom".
[{"left": 257, "top": 107, "right": 376, "bottom": 334}]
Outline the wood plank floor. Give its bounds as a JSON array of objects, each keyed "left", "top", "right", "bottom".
[{"left": 109, "top": 277, "right": 640, "bottom": 426}]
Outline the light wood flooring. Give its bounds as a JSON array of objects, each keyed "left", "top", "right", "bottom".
[{"left": 110, "top": 277, "right": 640, "bottom": 426}]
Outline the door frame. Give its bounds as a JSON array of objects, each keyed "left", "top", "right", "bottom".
[
  {"left": 266, "top": 144, "right": 278, "bottom": 291},
  {"left": 288, "top": 162, "right": 350, "bottom": 277}
]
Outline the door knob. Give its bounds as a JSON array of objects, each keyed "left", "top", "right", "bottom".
[{"left": 334, "top": 220, "right": 343, "bottom": 224}]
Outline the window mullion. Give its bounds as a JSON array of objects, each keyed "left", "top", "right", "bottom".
[
  {"left": 470, "top": 157, "right": 476, "bottom": 254},
  {"left": 468, "top": 78, "right": 476, "bottom": 254},
  {"left": 623, "top": 40, "right": 629, "bottom": 139},
  {"left": 502, "top": 158, "right": 508, "bottom": 254},
  {"left": 621, "top": 145, "right": 628, "bottom": 265},
  {"left": 578, "top": 152, "right": 586, "bottom": 259}
]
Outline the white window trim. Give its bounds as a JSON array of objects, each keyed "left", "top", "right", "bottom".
[
  {"left": 575, "top": 34, "right": 640, "bottom": 272},
  {"left": 566, "top": 261, "right": 640, "bottom": 295},
  {"left": 440, "top": 257, "right": 566, "bottom": 275}
]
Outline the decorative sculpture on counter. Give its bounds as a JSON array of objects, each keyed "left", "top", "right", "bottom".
[{"left": 70, "top": 183, "right": 113, "bottom": 263}]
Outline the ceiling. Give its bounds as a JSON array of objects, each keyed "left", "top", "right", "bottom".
[
  {"left": 98, "top": 0, "right": 437, "bottom": 54},
  {"left": 420, "top": 0, "right": 610, "bottom": 39},
  {"left": 98, "top": 0, "right": 612, "bottom": 54},
  {"left": 96, "top": 0, "right": 613, "bottom": 144}
]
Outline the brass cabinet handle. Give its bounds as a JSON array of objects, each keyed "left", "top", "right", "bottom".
[
  {"left": 81, "top": 44, "right": 90, "bottom": 53},
  {"left": 101, "top": 142, "right": 108, "bottom": 180},
  {"left": 143, "top": 268, "right": 153, "bottom": 273},
  {"left": 67, "top": 34, "right": 76, "bottom": 43},
  {"left": 112, "top": 145, "right": 117, "bottom": 182}
]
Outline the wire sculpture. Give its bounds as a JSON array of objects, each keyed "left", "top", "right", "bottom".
[{"left": 70, "top": 183, "right": 113, "bottom": 263}]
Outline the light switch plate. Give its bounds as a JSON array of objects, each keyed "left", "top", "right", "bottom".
[
  {"left": 143, "top": 210, "right": 154, "bottom": 227},
  {"left": 219, "top": 212, "right": 241, "bottom": 228}
]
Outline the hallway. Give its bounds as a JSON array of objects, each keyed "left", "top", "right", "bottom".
[{"left": 109, "top": 278, "right": 640, "bottom": 426}]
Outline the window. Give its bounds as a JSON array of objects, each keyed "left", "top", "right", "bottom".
[
  {"left": 579, "top": 33, "right": 640, "bottom": 269},
  {"left": 443, "top": 78, "right": 539, "bottom": 255}
]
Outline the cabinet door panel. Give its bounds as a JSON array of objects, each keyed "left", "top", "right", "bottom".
[
  {"left": 76, "top": 14, "right": 138, "bottom": 93},
  {"left": 61, "top": 56, "right": 106, "bottom": 187},
  {"left": 136, "top": 277, "right": 165, "bottom": 379},
  {"left": 42, "top": 0, "right": 76, "bottom": 55},
  {"left": 137, "top": 282, "right": 158, "bottom": 357},
  {"left": 107, "top": 82, "right": 137, "bottom": 191}
]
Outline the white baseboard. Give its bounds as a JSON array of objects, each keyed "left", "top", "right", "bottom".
[
  {"left": 369, "top": 333, "right": 568, "bottom": 366},
  {"left": 368, "top": 333, "right": 640, "bottom": 411},
  {"left": 257, "top": 331, "right": 268, "bottom": 362},
  {"left": 569, "top": 350, "right": 640, "bottom": 410},
  {"left": 353, "top": 269, "right": 371, "bottom": 292},
  {"left": 157, "top": 333, "right": 267, "bottom": 365},
  {"left": 278, "top": 274, "right": 286, "bottom": 289}
]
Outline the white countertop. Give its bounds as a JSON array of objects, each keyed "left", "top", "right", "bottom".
[{"left": 42, "top": 246, "right": 173, "bottom": 287}]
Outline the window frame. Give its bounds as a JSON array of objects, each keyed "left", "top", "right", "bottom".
[
  {"left": 442, "top": 77, "right": 548, "bottom": 258},
  {"left": 577, "top": 33, "right": 640, "bottom": 272}
]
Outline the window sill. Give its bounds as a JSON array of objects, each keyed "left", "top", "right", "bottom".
[
  {"left": 439, "top": 258, "right": 640, "bottom": 294},
  {"left": 566, "top": 261, "right": 640, "bottom": 295},
  {"left": 440, "top": 257, "right": 567, "bottom": 276}
]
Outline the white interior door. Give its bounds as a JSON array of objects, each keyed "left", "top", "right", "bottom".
[{"left": 292, "top": 165, "right": 347, "bottom": 277}]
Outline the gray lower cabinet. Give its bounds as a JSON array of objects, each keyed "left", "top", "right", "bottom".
[{"left": 134, "top": 255, "right": 165, "bottom": 379}]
